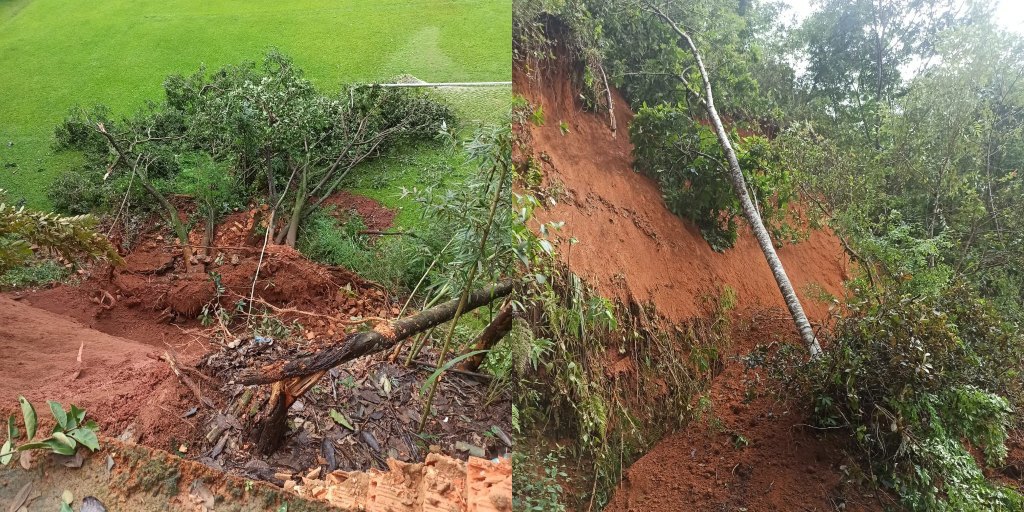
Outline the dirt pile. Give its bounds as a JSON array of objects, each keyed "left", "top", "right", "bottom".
[
  {"left": 0, "top": 296, "right": 200, "bottom": 452},
  {"left": 513, "top": 62, "right": 849, "bottom": 325},
  {"left": 53, "top": 215, "right": 395, "bottom": 323}
]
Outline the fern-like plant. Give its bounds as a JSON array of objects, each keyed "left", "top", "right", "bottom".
[{"left": 0, "top": 189, "right": 121, "bottom": 273}]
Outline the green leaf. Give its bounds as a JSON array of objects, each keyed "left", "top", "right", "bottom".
[
  {"left": 67, "top": 405, "right": 85, "bottom": 430},
  {"left": 45, "top": 437, "right": 76, "bottom": 456},
  {"left": 18, "top": 397, "right": 36, "bottom": 440},
  {"left": 48, "top": 401, "right": 67, "bottom": 430},
  {"left": 16, "top": 442, "right": 52, "bottom": 451},
  {"left": 52, "top": 432, "right": 76, "bottom": 451},
  {"left": 419, "top": 350, "right": 488, "bottom": 396},
  {"left": 0, "top": 438, "right": 12, "bottom": 466},
  {"left": 60, "top": 503, "right": 73, "bottom": 512},
  {"left": 68, "top": 428, "right": 100, "bottom": 452},
  {"left": 6, "top": 415, "right": 17, "bottom": 444},
  {"left": 329, "top": 409, "right": 354, "bottom": 431}
]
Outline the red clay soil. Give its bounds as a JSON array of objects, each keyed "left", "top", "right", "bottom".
[
  {"left": 604, "top": 312, "right": 886, "bottom": 512},
  {"left": 0, "top": 296, "right": 200, "bottom": 452},
  {"left": 514, "top": 49, "right": 870, "bottom": 511},
  {"left": 514, "top": 63, "right": 850, "bottom": 326},
  {"left": 321, "top": 190, "right": 397, "bottom": 232},
  {"left": 0, "top": 214, "right": 392, "bottom": 460}
]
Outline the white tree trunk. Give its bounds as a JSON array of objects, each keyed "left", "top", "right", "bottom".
[{"left": 648, "top": 4, "right": 822, "bottom": 358}]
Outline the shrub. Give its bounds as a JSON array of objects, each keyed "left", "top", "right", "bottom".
[
  {"left": 512, "top": 450, "right": 568, "bottom": 512},
  {"left": 47, "top": 169, "right": 106, "bottom": 214},
  {"left": 630, "top": 104, "right": 802, "bottom": 250},
  {"left": 778, "top": 282, "right": 1024, "bottom": 511},
  {"left": 0, "top": 260, "right": 69, "bottom": 289},
  {"left": 0, "top": 191, "right": 121, "bottom": 273}
]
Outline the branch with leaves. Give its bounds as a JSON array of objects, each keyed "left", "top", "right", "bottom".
[
  {"left": 1, "top": 397, "right": 101, "bottom": 465},
  {"left": 0, "top": 190, "right": 121, "bottom": 273}
]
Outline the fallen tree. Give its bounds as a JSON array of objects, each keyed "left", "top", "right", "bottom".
[
  {"left": 237, "top": 279, "right": 514, "bottom": 453},
  {"left": 645, "top": 1, "right": 822, "bottom": 358}
]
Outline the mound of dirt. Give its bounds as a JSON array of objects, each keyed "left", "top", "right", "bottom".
[
  {"left": 40, "top": 227, "right": 393, "bottom": 321},
  {"left": 0, "top": 296, "right": 199, "bottom": 451},
  {"left": 514, "top": 62, "right": 849, "bottom": 325}
]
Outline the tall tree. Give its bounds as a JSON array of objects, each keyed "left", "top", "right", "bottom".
[
  {"left": 799, "top": 0, "right": 988, "bottom": 144},
  {"left": 646, "top": 2, "right": 822, "bottom": 357}
]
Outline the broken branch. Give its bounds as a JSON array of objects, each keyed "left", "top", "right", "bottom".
[{"left": 234, "top": 280, "right": 514, "bottom": 385}]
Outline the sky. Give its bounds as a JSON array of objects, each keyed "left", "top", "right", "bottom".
[{"left": 782, "top": 0, "right": 1024, "bottom": 34}]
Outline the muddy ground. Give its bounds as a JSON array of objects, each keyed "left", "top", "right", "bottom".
[{"left": 0, "top": 193, "right": 512, "bottom": 510}]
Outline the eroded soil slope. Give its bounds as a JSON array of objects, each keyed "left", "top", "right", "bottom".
[
  {"left": 515, "top": 64, "right": 849, "bottom": 325},
  {"left": 0, "top": 296, "right": 198, "bottom": 450},
  {"left": 0, "top": 191, "right": 512, "bottom": 511},
  {"left": 605, "top": 313, "right": 885, "bottom": 512},
  {"left": 514, "top": 52, "right": 874, "bottom": 510}
]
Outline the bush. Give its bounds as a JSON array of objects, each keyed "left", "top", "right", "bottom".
[
  {"left": 0, "top": 260, "right": 69, "bottom": 289},
  {"left": 297, "top": 209, "right": 429, "bottom": 290},
  {"left": 630, "top": 104, "right": 802, "bottom": 250},
  {"left": 512, "top": 451, "right": 568, "bottom": 512},
  {"left": 779, "top": 282, "right": 1024, "bottom": 511},
  {"left": 47, "top": 169, "right": 106, "bottom": 214}
]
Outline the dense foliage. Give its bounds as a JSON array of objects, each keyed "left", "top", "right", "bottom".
[
  {"left": 767, "top": 282, "right": 1024, "bottom": 510},
  {"left": 631, "top": 104, "right": 801, "bottom": 249},
  {"left": 50, "top": 51, "right": 453, "bottom": 251}
]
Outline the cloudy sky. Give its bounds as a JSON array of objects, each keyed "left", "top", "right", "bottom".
[{"left": 782, "top": 0, "right": 1024, "bottom": 34}]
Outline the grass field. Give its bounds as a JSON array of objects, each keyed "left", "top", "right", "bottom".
[{"left": 0, "top": 0, "right": 511, "bottom": 208}]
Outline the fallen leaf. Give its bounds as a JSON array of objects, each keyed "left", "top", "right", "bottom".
[
  {"left": 8, "top": 482, "right": 31, "bottom": 512},
  {"left": 328, "top": 409, "right": 354, "bottom": 431},
  {"left": 59, "top": 451, "right": 84, "bottom": 468}
]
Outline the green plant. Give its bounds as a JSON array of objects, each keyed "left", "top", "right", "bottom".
[
  {"left": 46, "top": 169, "right": 107, "bottom": 215},
  {"left": 0, "top": 189, "right": 121, "bottom": 273},
  {"left": 630, "top": 105, "right": 803, "bottom": 250},
  {"left": 0, "top": 260, "right": 69, "bottom": 289},
  {"left": 779, "top": 282, "right": 1024, "bottom": 511},
  {"left": 512, "top": 451, "right": 568, "bottom": 512},
  {"left": 1, "top": 397, "right": 101, "bottom": 465},
  {"left": 297, "top": 209, "right": 427, "bottom": 289}
]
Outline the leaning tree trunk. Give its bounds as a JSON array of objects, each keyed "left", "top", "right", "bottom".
[
  {"left": 648, "top": 4, "right": 822, "bottom": 358},
  {"left": 458, "top": 303, "right": 514, "bottom": 372},
  {"left": 238, "top": 280, "right": 514, "bottom": 454}
]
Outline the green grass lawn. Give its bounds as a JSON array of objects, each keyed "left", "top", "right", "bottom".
[{"left": 0, "top": 0, "right": 511, "bottom": 208}]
